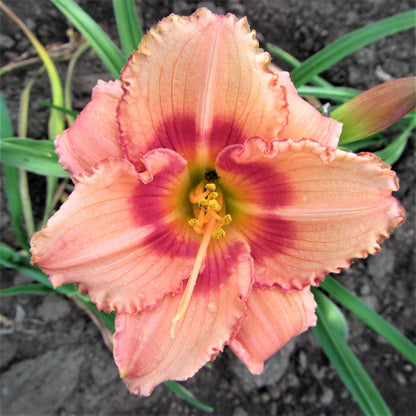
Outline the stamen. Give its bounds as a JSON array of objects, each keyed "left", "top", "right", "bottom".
[
  {"left": 188, "top": 218, "right": 200, "bottom": 227},
  {"left": 171, "top": 216, "right": 216, "bottom": 338},
  {"left": 175, "top": 180, "right": 232, "bottom": 336},
  {"left": 212, "top": 228, "right": 226, "bottom": 239},
  {"left": 208, "top": 199, "right": 220, "bottom": 211},
  {"left": 198, "top": 198, "right": 209, "bottom": 208},
  {"left": 208, "top": 191, "right": 218, "bottom": 200},
  {"left": 221, "top": 214, "right": 232, "bottom": 226},
  {"left": 189, "top": 183, "right": 209, "bottom": 203}
]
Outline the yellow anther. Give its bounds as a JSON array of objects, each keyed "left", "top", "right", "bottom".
[
  {"left": 212, "top": 228, "right": 226, "bottom": 239},
  {"left": 188, "top": 218, "right": 200, "bottom": 227},
  {"left": 208, "top": 199, "right": 220, "bottom": 211},
  {"left": 221, "top": 214, "right": 232, "bottom": 226},
  {"left": 198, "top": 198, "right": 209, "bottom": 208},
  {"left": 208, "top": 192, "right": 219, "bottom": 200},
  {"left": 205, "top": 183, "right": 216, "bottom": 191}
]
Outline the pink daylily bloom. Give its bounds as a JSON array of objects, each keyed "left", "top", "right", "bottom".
[{"left": 30, "top": 8, "right": 405, "bottom": 396}]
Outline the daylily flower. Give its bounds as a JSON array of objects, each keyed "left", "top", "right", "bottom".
[{"left": 30, "top": 8, "right": 404, "bottom": 396}]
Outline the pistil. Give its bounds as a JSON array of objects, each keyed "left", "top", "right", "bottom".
[
  {"left": 170, "top": 215, "right": 216, "bottom": 338},
  {"left": 170, "top": 182, "right": 232, "bottom": 337}
]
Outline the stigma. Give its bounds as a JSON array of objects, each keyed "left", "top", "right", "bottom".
[{"left": 170, "top": 182, "right": 232, "bottom": 338}]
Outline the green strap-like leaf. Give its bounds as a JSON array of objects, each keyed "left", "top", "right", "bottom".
[
  {"left": 0, "top": 137, "right": 69, "bottom": 178},
  {"left": 339, "top": 135, "right": 385, "bottom": 153},
  {"left": 2, "top": 166, "right": 29, "bottom": 250},
  {"left": 0, "top": 94, "right": 30, "bottom": 250},
  {"left": 113, "top": 0, "right": 143, "bottom": 58},
  {"left": 312, "top": 288, "right": 392, "bottom": 416},
  {"left": 0, "top": 243, "right": 53, "bottom": 288},
  {"left": 266, "top": 42, "right": 331, "bottom": 88},
  {"left": 0, "top": 244, "right": 80, "bottom": 298},
  {"left": 0, "top": 1, "right": 67, "bottom": 225},
  {"left": 64, "top": 41, "right": 90, "bottom": 125},
  {"left": 0, "top": 283, "right": 54, "bottom": 296},
  {"left": 375, "top": 114, "right": 416, "bottom": 165},
  {"left": 291, "top": 10, "right": 416, "bottom": 88},
  {"left": 0, "top": 1, "right": 65, "bottom": 139},
  {"left": 0, "top": 93, "right": 12, "bottom": 138},
  {"left": 80, "top": 298, "right": 116, "bottom": 333},
  {"left": 297, "top": 85, "right": 360, "bottom": 102},
  {"left": 50, "top": 0, "right": 125, "bottom": 78},
  {"left": 17, "top": 68, "right": 47, "bottom": 238},
  {"left": 38, "top": 100, "right": 79, "bottom": 118},
  {"left": 320, "top": 276, "right": 416, "bottom": 365},
  {"left": 164, "top": 381, "right": 214, "bottom": 413}
]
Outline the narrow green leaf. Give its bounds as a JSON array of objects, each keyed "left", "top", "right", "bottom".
[
  {"left": 318, "top": 288, "right": 349, "bottom": 341},
  {"left": 50, "top": 0, "right": 125, "bottom": 78},
  {"left": 266, "top": 42, "right": 301, "bottom": 68},
  {"left": 0, "top": 1, "right": 65, "bottom": 139},
  {"left": 297, "top": 85, "right": 360, "bottom": 102},
  {"left": 0, "top": 244, "right": 80, "bottom": 298},
  {"left": 42, "top": 177, "right": 70, "bottom": 224},
  {"left": 0, "top": 244, "right": 113, "bottom": 333},
  {"left": 0, "top": 94, "right": 30, "bottom": 250},
  {"left": 340, "top": 135, "right": 384, "bottom": 153},
  {"left": 291, "top": 10, "right": 416, "bottom": 87},
  {"left": 164, "top": 381, "right": 214, "bottom": 413},
  {"left": 0, "top": 283, "right": 54, "bottom": 296},
  {"left": 266, "top": 42, "right": 331, "bottom": 88},
  {"left": 38, "top": 100, "right": 79, "bottom": 118},
  {"left": 113, "top": 0, "right": 143, "bottom": 57},
  {"left": 0, "top": 138, "right": 69, "bottom": 177},
  {"left": 312, "top": 288, "right": 392, "bottom": 416},
  {"left": 320, "top": 276, "right": 416, "bottom": 366},
  {"left": 17, "top": 68, "right": 46, "bottom": 238},
  {"left": 0, "top": 243, "right": 53, "bottom": 288},
  {"left": 0, "top": 244, "right": 112, "bottom": 332},
  {"left": 0, "top": 93, "right": 13, "bottom": 138},
  {"left": 64, "top": 40, "right": 90, "bottom": 125},
  {"left": 0, "top": 1, "right": 67, "bottom": 227},
  {"left": 375, "top": 115, "right": 416, "bottom": 165},
  {"left": 2, "top": 166, "right": 29, "bottom": 250},
  {"left": 79, "top": 298, "right": 116, "bottom": 333},
  {"left": 19, "top": 67, "right": 45, "bottom": 135}
]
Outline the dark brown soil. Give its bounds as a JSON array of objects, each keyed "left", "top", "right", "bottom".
[{"left": 1, "top": 1, "right": 415, "bottom": 415}]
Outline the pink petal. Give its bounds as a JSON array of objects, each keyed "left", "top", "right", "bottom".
[
  {"left": 118, "top": 8, "right": 288, "bottom": 168},
  {"left": 216, "top": 137, "right": 405, "bottom": 289},
  {"left": 229, "top": 286, "right": 316, "bottom": 374},
  {"left": 31, "top": 152, "right": 201, "bottom": 313},
  {"left": 113, "top": 232, "right": 253, "bottom": 396},
  {"left": 277, "top": 72, "right": 342, "bottom": 148},
  {"left": 56, "top": 80, "right": 124, "bottom": 177}
]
